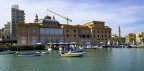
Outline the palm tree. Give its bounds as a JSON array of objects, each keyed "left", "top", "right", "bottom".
[
  {"left": 138, "top": 34, "right": 142, "bottom": 44},
  {"left": 141, "top": 34, "right": 144, "bottom": 45},
  {"left": 138, "top": 34, "right": 144, "bottom": 45}
]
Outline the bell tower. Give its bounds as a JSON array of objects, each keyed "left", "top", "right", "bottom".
[
  {"left": 34, "top": 14, "right": 38, "bottom": 22},
  {"left": 118, "top": 25, "right": 121, "bottom": 37}
]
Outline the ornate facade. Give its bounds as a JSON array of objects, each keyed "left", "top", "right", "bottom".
[{"left": 16, "top": 15, "right": 111, "bottom": 45}]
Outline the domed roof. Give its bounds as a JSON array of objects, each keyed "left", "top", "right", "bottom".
[
  {"left": 43, "top": 19, "right": 60, "bottom": 24},
  {"left": 35, "top": 15, "right": 60, "bottom": 25}
]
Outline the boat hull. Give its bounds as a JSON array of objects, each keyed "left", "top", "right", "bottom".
[
  {"left": 16, "top": 53, "right": 41, "bottom": 57},
  {"left": 60, "top": 53, "right": 83, "bottom": 57},
  {"left": 0, "top": 51, "right": 16, "bottom": 55}
]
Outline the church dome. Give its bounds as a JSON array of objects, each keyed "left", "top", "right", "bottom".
[
  {"left": 35, "top": 15, "right": 60, "bottom": 25},
  {"left": 42, "top": 19, "right": 60, "bottom": 24},
  {"left": 45, "top": 15, "right": 51, "bottom": 19}
]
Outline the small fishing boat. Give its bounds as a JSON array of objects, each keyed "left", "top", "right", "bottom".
[
  {"left": 58, "top": 42, "right": 84, "bottom": 57},
  {"left": 15, "top": 52, "right": 41, "bottom": 57},
  {"left": 36, "top": 51, "right": 49, "bottom": 54},
  {"left": 60, "top": 52, "right": 83, "bottom": 57},
  {"left": 59, "top": 47, "right": 84, "bottom": 57},
  {"left": 92, "top": 45, "right": 103, "bottom": 49},
  {"left": 48, "top": 48, "right": 52, "bottom": 51},
  {"left": 60, "top": 51, "right": 83, "bottom": 57},
  {"left": 70, "top": 49, "right": 85, "bottom": 54},
  {"left": 86, "top": 45, "right": 103, "bottom": 49},
  {"left": 0, "top": 50, "right": 16, "bottom": 55}
]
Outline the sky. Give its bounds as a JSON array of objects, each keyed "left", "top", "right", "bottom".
[{"left": 0, "top": 0, "right": 144, "bottom": 36}]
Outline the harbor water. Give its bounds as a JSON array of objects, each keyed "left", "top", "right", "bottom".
[{"left": 0, "top": 48, "right": 144, "bottom": 71}]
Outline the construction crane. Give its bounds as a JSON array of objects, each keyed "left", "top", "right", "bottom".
[{"left": 47, "top": 9, "right": 72, "bottom": 24}]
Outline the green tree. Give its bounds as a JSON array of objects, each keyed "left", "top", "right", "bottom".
[{"left": 138, "top": 34, "right": 144, "bottom": 44}]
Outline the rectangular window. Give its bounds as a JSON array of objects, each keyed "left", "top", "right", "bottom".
[
  {"left": 74, "top": 29, "right": 76, "bottom": 32},
  {"left": 22, "top": 37, "right": 26, "bottom": 45},
  {"left": 87, "top": 35, "right": 90, "bottom": 38},
  {"left": 51, "top": 37, "right": 55, "bottom": 42},
  {"left": 46, "top": 28, "right": 49, "bottom": 34},
  {"left": 46, "top": 37, "right": 49, "bottom": 43},
  {"left": 32, "top": 28, "right": 37, "bottom": 34},
  {"left": 109, "top": 31, "right": 111, "bottom": 33},
  {"left": 93, "top": 30, "right": 95, "bottom": 33},
  {"left": 31, "top": 36, "right": 37, "bottom": 45},
  {"left": 40, "top": 28, "right": 45, "bottom": 34},
  {"left": 86, "top": 31, "right": 89, "bottom": 34},
  {"left": 55, "top": 37, "right": 59, "bottom": 43},
  {"left": 74, "top": 35, "right": 76, "bottom": 37},
  {"left": 40, "top": 37, "right": 45, "bottom": 44},
  {"left": 50, "top": 28, "right": 54, "bottom": 34},
  {"left": 59, "top": 37, "right": 64, "bottom": 42},
  {"left": 59, "top": 29, "right": 63, "bottom": 34},
  {"left": 105, "top": 35, "right": 107, "bottom": 38},
  {"left": 82, "top": 30, "right": 85, "bottom": 33},
  {"left": 7, "top": 36, "right": 10, "bottom": 39},
  {"left": 109, "top": 35, "right": 111, "bottom": 38},
  {"left": 82, "top": 35, "right": 85, "bottom": 38},
  {"left": 55, "top": 28, "right": 59, "bottom": 34},
  {"left": 105, "top": 31, "right": 107, "bottom": 33},
  {"left": 79, "top": 35, "right": 81, "bottom": 38}
]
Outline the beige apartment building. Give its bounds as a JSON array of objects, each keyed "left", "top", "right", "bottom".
[
  {"left": 135, "top": 32, "right": 144, "bottom": 44},
  {"left": 16, "top": 15, "right": 111, "bottom": 45},
  {"left": 125, "top": 32, "right": 144, "bottom": 44},
  {"left": 125, "top": 33, "right": 136, "bottom": 44}
]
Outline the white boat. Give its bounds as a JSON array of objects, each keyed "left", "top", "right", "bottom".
[
  {"left": 137, "top": 45, "right": 144, "bottom": 48},
  {"left": 36, "top": 51, "right": 49, "bottom": 54},
  {"left": 60, "top": 51, "right": 83, "bottom": 57},
  {"left": 42, "top": 51, "right": 49, "bottom": 54},
  {"left": 129, "top": 40, "right": 137, "bottom": 48},
  {"left": 85, "top": 45, "right": 98, "bottom": 49},
  {"left": 136, "top": 42, "right": 144, "bottom": 48},
  {"left": 92, "top": 45, "right": 103, "bottom": 48},
  {"left": 87, "top": 45, "right": 103, "bottom": 49},
  {"left": 60, "top": 53, "right": 83, "bottom": 57},
  {"left": 15, "top": 52, "right": 41, "bottom": 57},
  {"left": 107, "top": 40, "right": 111, "bottom": 45},
  {"left": 0, "top": 50, "right": 16, "bottom": 55},
  {"left": 59, "top": 46, "right": 84, "bottom": 57},
  {"left": 48, "top": 48, "right": 52, "bottom": 52}
]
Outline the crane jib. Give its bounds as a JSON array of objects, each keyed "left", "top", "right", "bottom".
[{"left": 47, "top": 9, "right": 72, "bottom": 24}]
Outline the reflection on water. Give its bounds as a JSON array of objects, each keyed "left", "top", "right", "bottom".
[{"left": 0, "top": 48, "right": 144, "bottom": 71}]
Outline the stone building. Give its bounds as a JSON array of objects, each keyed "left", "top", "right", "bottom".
[{"left": 16, "top": 15, "right": 111, "bottom": 45}]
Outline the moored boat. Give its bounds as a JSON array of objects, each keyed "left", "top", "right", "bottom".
[
  {"left": 85, "top": 45, "right": 97, "bottom": 49},
  {"left": 59, "top": 44, "right": 84, "bottom": 57},
  {"left": 36, "top": 51, "right": 49, "bottom": 54},
  {"left": 0, "top": 50, "right": 16, "bottom": 55},
  {"left": 60, "top": 52, "right": 83, "bottom": 57},
  {"left": 92, "top": 45, "right": 103, "bottom": 49},
  {"left": 15, "top": 52, "right": 41, "bottom": 57}
]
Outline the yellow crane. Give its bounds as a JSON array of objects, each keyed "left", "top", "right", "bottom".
[{"left": 47, "top": 9, "right": 72, "bottom": 24}]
